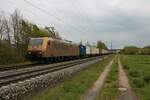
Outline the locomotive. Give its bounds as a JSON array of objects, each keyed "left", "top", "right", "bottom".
[{"left": 27, "top": 37, "right": 104, "bottom": 62}]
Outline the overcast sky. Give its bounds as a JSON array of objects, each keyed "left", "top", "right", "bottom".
[{"left": 0, "top": 0, "right": 150, "bottom": 49}]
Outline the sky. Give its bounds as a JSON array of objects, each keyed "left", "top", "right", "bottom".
[{"left": 0, "top": 0, "right": 150, "bottom": 49}]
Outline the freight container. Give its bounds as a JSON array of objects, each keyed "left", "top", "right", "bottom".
[
  {"left": 101, "top": 49, "right": 109, "bottom": 55},
  {"left": 90, "top": 46, "right": 97, "bottom": 55},
  {"left": 96, "top": 48, "right": 99, "bottom": 55},
  {"left": 86, "top": 46, "right": 90, "bottom": 55},
  {"left": 79, "top": 45, "right": 86, "bottom": 57}
]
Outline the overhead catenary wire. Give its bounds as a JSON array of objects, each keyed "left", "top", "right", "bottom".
[
  {"left": 70, "top": 0, "right": 84, "bottom": 18},
  {"left": 74, "top": 0, "right": 88, "bottom": 17},
  {"left": 23, "top": 0, "right": 88, "bottom": 34},
  {"left": 8, "top": 0, "right": 46, "bottom": 24},
  {"left": 44, "top": 0, "right": 89, "bottom": 33},
  {"left": 70, "top": 0, "right": 95, "bottom": 34},
  {"left": 69, "top": 0, "right": 90, "bottom": 33}
]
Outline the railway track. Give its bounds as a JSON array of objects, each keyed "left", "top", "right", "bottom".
[
  {"left": 0, "top": 56, "right": 103, "bottom": 71},
  {"left": 0, "top": 56, "right": 103, "bottom": 87}
]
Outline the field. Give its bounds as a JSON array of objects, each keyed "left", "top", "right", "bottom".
[
  {"left": 97, "top": 56, "right": 119, "bottom": 100},
  {"left": 121, "top": 55, "right": 150, "bottom": 100},
  {"left": 22, "top": 56, "right": 113, "bottom": 100}
]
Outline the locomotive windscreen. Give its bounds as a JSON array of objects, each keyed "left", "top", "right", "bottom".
[{"left": 29, "top": 38, "right": 43, "bottom": 46}]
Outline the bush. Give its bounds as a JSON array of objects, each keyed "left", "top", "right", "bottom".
[
  {"left": 143, "top": 74, "right": 150, "bottom": 83},
  {"left": 0, "top": 40, "right": 26, "bottom": 65},
  {"left": 132, "top": 79, "right": 145, "bottom": 88},
  {"left": 129, "top": 70, "right": 140, "bottom": 77},
  {"left": 140, "top": 46, "right": 150, "bottom": 55},
  {"left": 124, "top": 65, "right": 130, "bottom": 70},
  {"left": 122, "top": 46, "right": 139, "bottom": 54}
]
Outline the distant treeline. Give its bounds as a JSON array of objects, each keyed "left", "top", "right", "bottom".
[
  {"left": 121, "top": 46, "right": 150, "bottom": 55},
  {"left": 0, "top": 10, "right": 61, "bottom": 65}
]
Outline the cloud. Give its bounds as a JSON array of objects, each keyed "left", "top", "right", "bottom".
[{"left": 0, "top": 0, "right": 150, "bottom": 48}]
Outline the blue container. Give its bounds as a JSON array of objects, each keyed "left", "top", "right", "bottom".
[{"left": 79, "top": 45, "right": 86, "bottom": 57}]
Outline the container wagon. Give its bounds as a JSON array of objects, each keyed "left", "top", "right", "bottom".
[
  {"left": 85, "top": 45, "right": 91, "bottom": 57},
  {"left": 79, "top": 44, "right": 86, "bottom": 58},
  {"left": 100, "top": 49, "right": 109, "bottom": 55},
  {"left": 90, "top": 46, "right": 98, "bottom": 56}
]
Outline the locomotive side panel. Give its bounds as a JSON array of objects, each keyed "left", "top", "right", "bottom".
[{"left": 42, "top": 38, "right": 79, "bottom": 58}]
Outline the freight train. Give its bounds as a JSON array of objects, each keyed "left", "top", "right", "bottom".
[{"left": 27, "top": 37, "right": 108, "bottom": 62}]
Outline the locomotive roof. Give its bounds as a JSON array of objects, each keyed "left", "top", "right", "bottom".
[
  {"left": 30, "top": 37, "right": 77, "bottom": 46},
  {"left": 49, "top": 37, "right": 75, "bottom": 45}
]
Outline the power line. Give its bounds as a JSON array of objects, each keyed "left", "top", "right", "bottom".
[
  {"left": 70, "top": 0, "right": 84, "bottom": 18},
  {"left": 75, "top": 0, "right": 88, "bottom": 17},
  {"left": 70, "top": 0, "right": 95, "bottom": 34},
  {"left": 44, "top": 0, "right": 90, "bottom": 34},
  {"left": 69, "top": 0, "right": 90, "bottom": 33},
  {"left": 24, "top": 0, "right": 87, "bottom": 33},
  {"left": 8, "top": 0, "right": 42, "bottom": 22}
]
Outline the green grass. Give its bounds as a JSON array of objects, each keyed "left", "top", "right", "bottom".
[
  {"left": 23, "top": 56, "right": 114, "bottom": 100},
  {"left": 97, "top": 56, "right": 119, "bottom": 100},
  {"left": 120, "top": 55, "right": 150, "bottom": 100},
  {"left": 0, "top": 61, "right": 32, "bottom": 68}
]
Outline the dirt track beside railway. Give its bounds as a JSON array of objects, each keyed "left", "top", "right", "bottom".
[
  {"left": 82, "top": 59, "right": 114, "bottom": 100},
  {"left": 118, "top": 59, "right": 138, "bottom": 100}
]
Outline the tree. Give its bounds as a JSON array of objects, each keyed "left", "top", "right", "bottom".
[
  {"left": 140, "top": 46, "right": 150, "bottom": 55},
  {"left": 45, "top": 26, "right": 55, "bottom": 37},
  {"left": 4, "top": 18, "right": 11, "bottom": 44},
  {"left": 0, "top": 14, "right": 6, "bottom": 40},
  {"left": 44, "top": 26, "right": 61, "bottom": 39},
  {"left": 122, "top": 46, "right": 139, "bottom": 54},
  {"left": 10, "top": 10, "right": 31, "bottom": 55},
  {"left": 0, "top": 14, "right": 12, "bottom": 46},
  {"left": 97, "top": 41, "right": 108, "bottom": 50},
  {"left": 10, "top": 10, "right": 23, "bottom": 49}
]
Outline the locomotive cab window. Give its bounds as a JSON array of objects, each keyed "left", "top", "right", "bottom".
[{"left": 29, "top": 38, "right": 43, "bottom": 46}]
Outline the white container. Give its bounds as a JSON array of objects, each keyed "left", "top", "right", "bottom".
[
  {"left": 101, "top": 49, "right": 109, "bottom": 54},
  {"left": 90, "top": 47, "right": 97, "bottom": 54},
  {"left": 86, "top": 46, "right": 91, "bottom": 55},
  {"left": 96, "top": 48, "right": 99, "bottom": 54}
]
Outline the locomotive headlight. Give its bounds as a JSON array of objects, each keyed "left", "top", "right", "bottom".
[{"left": 39, "top": 52, "right": 42, "bottom": 54}]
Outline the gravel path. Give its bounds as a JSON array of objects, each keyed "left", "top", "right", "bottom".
[
  {"left": 82, "top": 59, "right": 114, "bottom": 100},
  {"left": 118, "top": 59, "right": 138, "bottom": 100}
]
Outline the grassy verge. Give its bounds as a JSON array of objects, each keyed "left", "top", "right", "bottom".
[
  {"left": 97, "top": 56, "right": 119, "bottom": 100},
  {"left": 23, "top": 56, "right": 114, "bottom": 100},
  {"left": 120, "top": 55, "right": 150, "bottom": 100},
  {"left": 0, "top": 61, "right": 32, "bottom": 68}
]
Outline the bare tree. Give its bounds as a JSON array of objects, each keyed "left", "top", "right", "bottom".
[
  {"left": 45, "top": 26, "right": 56, "bottom": 37},
  {"left": 45, "top": 26, "right": 61, "bottom": 39},
  {"left": 9, "top": 10, "right": 27, "bottom": 56},
  {"left": 4, "top": 18, "right": 11, "bottom": 43},
  {"left": 0, "top": 15, "right": 6, "bottom": 40},
  {"left": 10, "top": 10, "right": 20, "bottom": 46}
]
